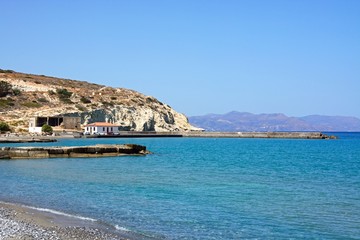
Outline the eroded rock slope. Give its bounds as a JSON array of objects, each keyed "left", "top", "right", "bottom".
[{"left": 0, "top": 70, "right": 199, "bottom": 132}]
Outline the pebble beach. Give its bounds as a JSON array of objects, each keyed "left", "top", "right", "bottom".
[{"left": 0, "top": 202, "right": 128, "bottom": 240}]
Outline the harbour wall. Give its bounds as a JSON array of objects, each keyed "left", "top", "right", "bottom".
[
  {"left": 0, "top": 144, "right": 148, "bottom": 159},
  {"left": 86, "top": 131, "right": 336, "bottom": 139}
]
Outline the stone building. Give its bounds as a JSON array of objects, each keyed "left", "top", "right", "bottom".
[{"left": 29, "top": 116, "right": 81, "bottom": 133}]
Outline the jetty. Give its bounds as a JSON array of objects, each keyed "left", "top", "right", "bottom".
[
  {"left": 183, "top": 131, "right": 337, "bottom": 139},
  {"left": 0, "top": 138, "right": 57, "bottom": 143},
  {"left": 85, "top": 131, "right": 336, "bottom": 139},
  {"left": 0, "top": 144, "right": 149, "bottom": 159}
]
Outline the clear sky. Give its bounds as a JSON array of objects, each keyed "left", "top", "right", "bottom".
[{"left": 1, "top": 0, "right": 359, "bottom": 117}]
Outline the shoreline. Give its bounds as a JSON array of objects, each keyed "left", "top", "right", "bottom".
[{"left": 0, "top": 200, "right": 149, "bottom": 240}]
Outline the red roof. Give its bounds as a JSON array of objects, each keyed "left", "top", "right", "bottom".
[{"left": 84, "top": 122, "right": 120, "bottom": 127}]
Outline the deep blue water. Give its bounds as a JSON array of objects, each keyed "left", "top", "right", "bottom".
[{"left": 0, "top": 133, "right": 359, "bottom": 239}]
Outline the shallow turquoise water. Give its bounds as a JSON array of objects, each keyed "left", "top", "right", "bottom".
[{"left": 0, "top": 133, "right": 359, "bottom": 239}]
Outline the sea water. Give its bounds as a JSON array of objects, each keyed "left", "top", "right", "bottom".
[{"left": 0, "top": 133, "right": 359, "bottom": 239}]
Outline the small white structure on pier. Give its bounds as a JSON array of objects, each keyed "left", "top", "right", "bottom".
[{"left": 84, "top": 122, "right": 120, "bottom": 135}]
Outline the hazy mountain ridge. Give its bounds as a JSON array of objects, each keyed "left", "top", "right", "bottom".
[
  {"left": 0, "top": 70, "right": 199, "bottom": 132},
  {"left": 189, "top": 111, "right": 360, "bottom": 132}
]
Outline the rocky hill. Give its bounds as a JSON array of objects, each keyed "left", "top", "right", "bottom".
[
  {"left": 0, "top": 69, "right": 199, "bottom": 132},
  {"left": 189, "top": 111, "right": 360, "bottom": 132}
]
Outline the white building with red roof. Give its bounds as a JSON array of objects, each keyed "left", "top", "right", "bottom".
[{"left": 84, "top": 122, "right": 120, "bottom": 135}]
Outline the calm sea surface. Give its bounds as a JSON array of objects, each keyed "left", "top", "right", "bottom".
[{"left": 0, "top": 133, "right": 359, "bottom": 239}]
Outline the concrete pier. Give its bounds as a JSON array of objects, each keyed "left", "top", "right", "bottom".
[
  {"left": 0, "top": 144, "right": 149, "bottom": 159},
  {"left": 182, "top": 131, "right": 337, "bottom": 139},
  {"left": 0, "top": 138, "right": 57, "bottom": 143},
  {"left": 85, "top": 131, "right": 336, "bottom": 139}
]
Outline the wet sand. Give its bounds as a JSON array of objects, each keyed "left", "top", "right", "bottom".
[{"left": 0, "top": 201, "right": 136, "bottom": 240}]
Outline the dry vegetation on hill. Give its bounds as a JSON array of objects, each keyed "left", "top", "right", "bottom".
[{"left": 0, "top": 70, "right": 198, "bottom": 132}]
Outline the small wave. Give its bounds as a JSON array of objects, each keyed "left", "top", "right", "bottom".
[
  {"left": 0, "top": 200, "right": 96, "bottom": 222},
  {"left": 23, "top": 205, "right": 97, "bottom": 222},
  {"left": 114, "top": 225, "right": 131, "bottom": 232},
  {"left": 115, "top": 225, "right": 165, "bottom": 240}
]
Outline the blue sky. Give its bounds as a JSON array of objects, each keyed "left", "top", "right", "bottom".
[{"left": 1, "top": 0, "right": 359, "bottom": 117}]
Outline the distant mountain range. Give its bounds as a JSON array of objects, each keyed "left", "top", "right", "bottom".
[{"left": 189, "top": 111, "right": 360, "bottom": 132}]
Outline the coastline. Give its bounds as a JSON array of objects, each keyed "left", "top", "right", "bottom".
[{"left": 0, "top": 201, "right": 145, "bottom": 240}]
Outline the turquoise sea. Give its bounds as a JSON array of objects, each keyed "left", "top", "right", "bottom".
[{"left": 0, "top": 133, "right": 359, "bottom": 239}]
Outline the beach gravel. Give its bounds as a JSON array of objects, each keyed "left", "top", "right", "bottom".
[
  {"left": 0, "top": 206, "right": 124, "bottom": 240},
  {"left": 0, "top": 206, "right": 59, "bottom": 240}
]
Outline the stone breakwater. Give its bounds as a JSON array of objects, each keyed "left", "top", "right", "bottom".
[
  {"left": 0, "top": 138, "right": 57, "bottom": 143},
  {"left": 0, "top": 144, "right": 149, "bottom": 159},
  {"left": 182, "top": 131, "right": 337, "bottom": 139},
  {"left": 87, "top": 131, "right": 337, "bottom": 139}
]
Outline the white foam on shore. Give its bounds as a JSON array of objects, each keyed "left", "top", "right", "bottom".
[
  {"left": 115, "top": 224, "right": 131, "bottom": 232},
  {"left": 0, "top": 201, "right": 96, "bottom": 222},
  {"left": 24, "top": 205, "right": 97, "bottom": 222}
]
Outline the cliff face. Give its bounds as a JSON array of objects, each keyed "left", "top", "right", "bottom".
[{"left": 0, "top": 71, "right": 199, "bottom": 132}]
